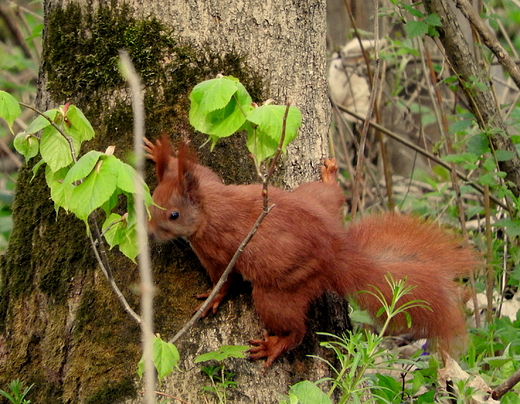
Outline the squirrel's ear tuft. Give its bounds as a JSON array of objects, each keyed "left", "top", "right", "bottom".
[
  {"left": 176, "top": 141, "right": 200, "bottom": 200},
  {"left": 147, "top": 134, "right": 174, "bottom": 183}
]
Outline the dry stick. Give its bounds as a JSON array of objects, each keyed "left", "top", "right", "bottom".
[
  {"left": 453, "top": 0, "right": 520, "bottom": 90},
  {"left": 335, "top": 103, "right": 508, "bottom": 210},
  {"left": 492, "top": 368, "right": 520, "bottom": 400},
  {"left": 120, "top": 50, "right": 155, "bottom": 404},
  {"left": 170, "top": 105, "right": 291, "bottom": 345}
]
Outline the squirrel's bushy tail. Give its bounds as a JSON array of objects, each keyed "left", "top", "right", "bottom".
[{"left": 334, "top": 213, "right": 479, "bottom": 355}]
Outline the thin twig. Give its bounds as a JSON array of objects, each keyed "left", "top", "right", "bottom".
[{"left": 120, "top": 50, "right": 155, "bottom": 404}]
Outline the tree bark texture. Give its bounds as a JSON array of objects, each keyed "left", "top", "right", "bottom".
[{"left": 0, "top": 1, "right": 348, "bottom": 403}]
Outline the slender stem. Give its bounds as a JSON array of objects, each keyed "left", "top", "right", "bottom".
[{"left": 120, "top": 50, "right": 155, "bottom": 404}]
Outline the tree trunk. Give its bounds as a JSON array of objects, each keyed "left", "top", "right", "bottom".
[{"left": 0, "top": 0, "right": 349, "bottom": 403}]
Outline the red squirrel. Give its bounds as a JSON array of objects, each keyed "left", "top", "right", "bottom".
[{"left": 145, "top": 136, "right": 479, "bottom": 367}]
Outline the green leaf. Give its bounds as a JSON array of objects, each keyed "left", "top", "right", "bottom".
[
  {"left": 138, "top": 336, "right": 180, "bottom": 382},
  {"left": 65, "top": 105, "right": 95, "bottom": 143},
  {"left": 190, "top": 76, "right": 239, "bottom": 114},
  {"left": 68, "top": 155, "right": 119, "bottom": 221},
  {"left": 496, "top": 149, "right": 516, "bottom": 162},
  {"left": 102, "top": 212, "right": 139, "bottom": 261},
  {"left": 286, "top": 381, "right": 332, "bottom": 404},
  {"left": 40, "top": 125, "right": 74, "bottom": 172},
  {"left": 14, "top": 132, "right": 39, "bottom": 161},
  {"left": 448, "top": 119, "right": 473, "bottom": 134},
  {"left": 24, "top": 109, "right": 59, "bottom": 135},
  {"left": 152, "top": 337, "right": 180, "bottom": 381},
  {"left": 424, "top": 13, "right": 442, "bottom": 27},
  {"left": 45, "top": 165, "right": 74, "bottom": 212},
  {"left": 246, "top": 105, "right": 301, "bottom": 162},
  {"left": 195, "top": 345, "right": 249, "bottom": 363},
  {"left": 190, "top": 77, "right": 252, "bottom": 139},
  {"left": 62, "top": 151, "right": 104, "bottom": 184},
  {"left": 494, "top": 218, "right": 520, "bottom": 238},
  {"left": 467, "top": 133, "right": 490, "bottom": 155},
  {"left": 401, "top": 4, "right": 424, "bottom": 18},
  {"left": 0, "top": 90, "right": 22, "bottom": 133},
  {"left": 405, "top": 20, "right": 428, "bottom": 38}
]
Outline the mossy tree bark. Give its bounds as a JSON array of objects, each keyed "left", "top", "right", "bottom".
[{"left": 0, "top": 0, "right": 349, "bottom": 403}]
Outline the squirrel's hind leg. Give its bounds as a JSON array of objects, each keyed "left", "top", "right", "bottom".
[{"left": 249, "top": 285, "right": 310, "bottom": 367}]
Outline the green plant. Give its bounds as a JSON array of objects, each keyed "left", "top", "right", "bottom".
[
  {"left": 194, "top": 345, "right": 249, "bottom": 404},
  {"left": 0, "top": 379, "right": 33, "bottom": 404},
  {"left": 282, "top": 276, "right": 433, "bottom": 404}
]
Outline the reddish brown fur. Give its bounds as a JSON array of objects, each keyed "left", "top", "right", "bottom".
[{"left": 145, "top": 137, "right": 479, "bottom": 367}]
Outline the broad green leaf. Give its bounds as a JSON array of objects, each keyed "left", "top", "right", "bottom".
[
  {"left": 103, "top": 213, "right": 124, "bottom": 248},
  {"left": 45, "top": 165, "right": 73, "bottom": 212},
  {"left": 246, "top": 105, "right": 301, "bottom": 162},
  {"left": 286, "top": 381, "right": 331, "bottom": 404},
  {"left": 424, "top": 13, "right": 442, "bottom": 27},
  {"left": 195, "top": 345, "right": 249, "bottom": 363},
  {"left": 65, "top": 105, "right": 95, "bottom": 143},
  {"left": 62, "top": 151, "right": 104, "bottom": 185},
  {"left": 117, "top": 162, "right": 154, "bottom": 208},
  {"left": 152, "top": 337, "right": 180, "bottom": 381},
  {"left": 467, "top": 133, "right": 490, "bottom": 155},
  {"left": 14, "top": 132, "right": 39, "bottom": 161},
  {"left": 190, "top": 79, "right": 252, "bottom": 139},
  {"left": 405, "top": 20, "right": 428, "bottom": 38},
  {"left": 190, "top": 76, "right": 239, "bottom": 114},
  {"left": 138, "top": 336, "right": 180, "bottom": 381},
  {"left": 115, "top": 217, "right": 139, "bottom": 261},
  {"left": 68, "top": 155, "right": 119, "bottom": 221},
  {"left": 448, "top": 119, "right": 473, "bottom": 134},
  {"left": 40, "top": 125, "right": 74, "bottom": 172},
  {"left": 401, "top": 3, "right": 424, "bottom": 18},
  {"left": 496, "top": 149, "right": 516, "bottom": 162},
  {"left": 102, "top": 211, "right": 139, "bottom": 261},
  {"left": 0, "top": 90, "right": 22, "bottom": 132},
  {"left": 24, "top": 109, "right": 59, "bottom": 135}
]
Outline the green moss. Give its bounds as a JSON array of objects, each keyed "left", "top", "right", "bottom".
[{"left": 84, "top": 379, "right": 137, "bottom": 404}]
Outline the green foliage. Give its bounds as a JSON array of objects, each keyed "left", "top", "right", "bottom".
[
  {"left": 137, "top": 336, "right": 180, "bottom": 383},
  {"left": 194, "top": 345, "right": 249, "bottom": 363},
  {"left": 281, "top": 381, "right": 332, "bottom": 404},
  {"left": 0, "top": 94, "right": 152, "bottom": 261},
  {"left": 0, "top": 380, "right": 33, "bottom": 404},
  {"left": 195, "top": 345, "right": 248, "bottom": 404},
  {"left": 189, "top": 75, "right": 302, "bottom": 166}
]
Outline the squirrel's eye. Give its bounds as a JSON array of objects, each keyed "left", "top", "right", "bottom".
[{"left": 170, "top": 211, "right": 180, "bottom": 220}]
